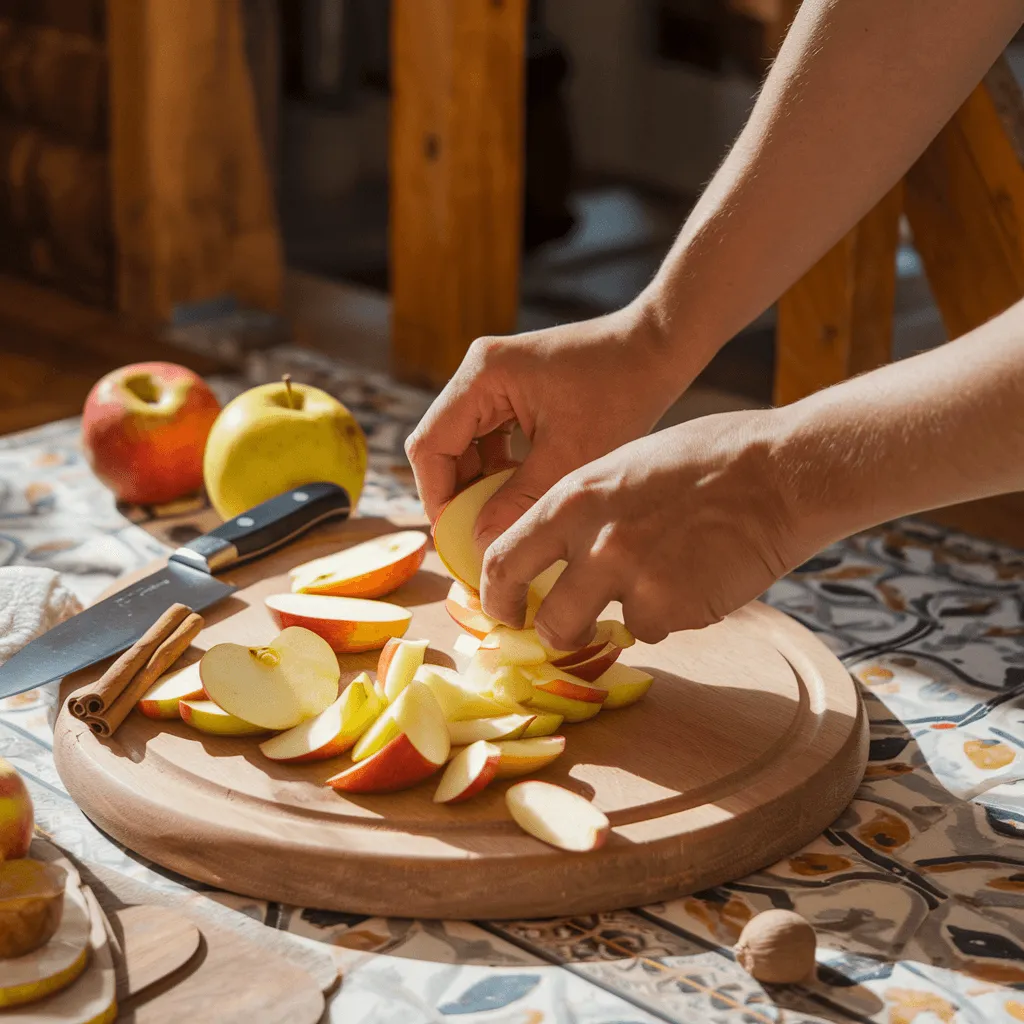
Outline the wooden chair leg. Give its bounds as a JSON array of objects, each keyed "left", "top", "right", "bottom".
[
  {"left": 773, "top": 185, "right": 902, "bottom": 405},
  {"left": 390, "top": 0, "right": 527, "bottom": 388}
]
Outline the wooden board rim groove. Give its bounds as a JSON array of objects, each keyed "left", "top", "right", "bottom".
[{"left": 53, "top": 519, "right": 868, "bottom": 920}]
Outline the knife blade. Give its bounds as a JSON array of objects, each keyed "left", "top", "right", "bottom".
[{"left": 0, "top": 481, "right": 352, "bottom": 700}]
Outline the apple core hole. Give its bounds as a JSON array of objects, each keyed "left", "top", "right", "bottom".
[{"left": 124, "top": 374, "right": 160, "bottom": 404}]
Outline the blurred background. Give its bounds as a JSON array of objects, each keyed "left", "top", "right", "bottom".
[{"left": 3, "top": 0, "right": 1024, "bottom": 445}]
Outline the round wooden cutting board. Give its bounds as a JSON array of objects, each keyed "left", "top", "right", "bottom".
[{"left": 54, "top": 518, "right": 868, "bottom": 920}]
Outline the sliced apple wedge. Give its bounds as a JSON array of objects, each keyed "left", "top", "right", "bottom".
[
  {"left": 522, "top": 712, "right": 563, "bottom": 737},
  {"left": 329, "top": 680, "right": 449, "bottom": 791},
  {"left": 523, "top": 663, "right": 606, "bottom": 723},
  {"left": 494, "top": 735, "right": 566, "bottom": 778},
  {"left": 413, "top": 664, "right": 510, "bottom": 721},
  {"left": 264, "top": 593, "right": 411, "bottom": 653},
  {"left": 448, "top": 714, "right": 535, "bottom": 745},
  {"left": 432, "top": 469, "right": 514, "bottom": 590},
  {"left": 444, "top": 580, "right": 500, "bottom": 639},
  {"left": 591, "top": 663, "right": 655, "bottom": 709},
  {"left": 433, "top": 740, "right": 501, "bottom": 804},
  {"left": 506, "top": 780, "right": 610, "bottom": 852},
  {"left": 200, "top": 626, "right": 340, "bottom": 730},
  {"left": 259, "top": 673, "right": 384, "bottom": 762},
  {"left": 452, "top": 632, "right": 483, "bottom": 670},
  {"left": 179, "top": 699, "right": 268, "bottom": 736},
  {"left": 289, "top": 530, "right": 427, "bottom": 598},
  {"left": 377, "top": 637, "right": 429, "bottom": 701},
  {"left": 552, "top": 643, "right": 623, "bottom": 682},
  {"left": 479, "top": 626, "right": 548, "bottom": 666},
  {"left": 137, "top": 660, "right": 205, "bottom": 719},
  {"left": 525, "top": 688, "right": 602, "bottom": 723}
]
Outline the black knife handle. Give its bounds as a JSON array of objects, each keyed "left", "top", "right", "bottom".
[{"left": 169, "top": 482, "right": 352, "bottom": 574}]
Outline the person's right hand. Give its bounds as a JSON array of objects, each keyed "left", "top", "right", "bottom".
[{"left": 405, "top": 303, "right": 687, "bottom": 549}]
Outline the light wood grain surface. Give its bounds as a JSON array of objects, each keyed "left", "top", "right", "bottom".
[{"left": 54, "top": 518, "right": 868, "bottom": 920}]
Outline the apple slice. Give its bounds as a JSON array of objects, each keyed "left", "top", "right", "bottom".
[
  {"left": 136, "top": 660, "right": 205, "bottom": 719},
  {"left": 445, "top": 580, "right": 500, "bottom": 640},
  {"left": 591, "top": 663, "right": 655, "bottom": 709},
  {"left": 433, "top": 740, "right": 501, "bottom": 803},
  {"left": 377, "top": 637, "right": 429, "bottom": 701},
  {"left": 413, "top": 664, "right": 510, "bottom": 721},
  {"left": 433, "top": 471, "right": 566, "bottom": 617},
  {"left": 289, "top": 530, "right": 427, "bottom": 598},
  {"left": 452, "top": 632, "right": 483, "bottom": 670},
  {"left": 506, "top": 780, "right": 610, "bottom": 852},
  {"left": 494, "top": 735, "right": 566, "bottom": 778},
  {"left": 265, "top": 593, "right": 412, "bottom": 653},
  {"left": 448, "top": 714, "right": 535, "bottom": 745},
  {"left": 522, "top": 712, "right": 563, "bottom": 737},
  {"left": 200, "top": 626, "right": 340, "bottom": 730},
  {"left": 479, "top": 626, "right": 548, "bottom": 666},
  {"left": 432, "top": 469, "right": 514, "bottom": 590},
  {"left": 328, "top": 680, "right": 449, "bottom": 792},
  {"left": 179, "top": 699, "right": 268, "bottom": 736},
  {"left": 259, "top": 673, "right": 384, "bottom": 762}
]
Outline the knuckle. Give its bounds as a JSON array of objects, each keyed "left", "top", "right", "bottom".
[
  {"left": 590, "top": 524, "right": 631, "bottom": 566},
  {"left": 404, "top": 429, "right": 423, "bottom": 459},
  {"left": 481, "top": 543, "right": 511, "bottom": 585},
  {"left": 468, "top": 335, "right": 504, "bottom": 368}
]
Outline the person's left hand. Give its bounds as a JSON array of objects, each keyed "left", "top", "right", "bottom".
[{"left": 479, "top": 409, "right": 809, "bottom": 650}]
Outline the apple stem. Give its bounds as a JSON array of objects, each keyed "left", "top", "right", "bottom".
[{"left": 282, "top": 374, "right": 295, "bottom": 409}]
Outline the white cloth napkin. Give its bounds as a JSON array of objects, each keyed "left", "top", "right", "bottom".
[{"left": 0, "top": 566, "right": 82, "bottom": 667}]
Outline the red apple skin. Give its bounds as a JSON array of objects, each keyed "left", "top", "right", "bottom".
[
  {"left": 444, "top": 752, "right": 500, "bottom": 804},
  {"left": 553, "top": 645, "right": 622, "bottom": 682},
  {"left": 326, "top": 734, "right": 440, "bottom": 793},
  {"left": 534, "top": 677, "right": 608, "bottom": 704},
  {"left": 0, "top": 757, "right": 34, "bottom": 859},
  {"left": 269, "top": 734, "right": 355, "bottom": 764},
  {"left": 376, "top": 637, "right": 403, "bottom": 682},
  {"left": 313, "top": 545, "right": 426, "bottom": 599},
  {"left": 82, "top": 362, "right": 221, "bottom": 505},
  {"left": 265, "top": 605, "right": 407, "bottom": 653}
]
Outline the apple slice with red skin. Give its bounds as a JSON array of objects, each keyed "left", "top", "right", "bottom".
[
  {"left": 201, "top": 626, "right": 340, "bottom": 730},
  {"left": 412, "top": 664, "right": 510, "bottom": 722},
  {"left": 328, "top": 681, "right": 449, "bottom": 792},
  {"left": 289, "top": 530, "right": 427, "bottom": 599},
  {"left": 259, "top": 673, "right": 383, "bottom": 762},
  {"left": 448, "top": 714, "right": 535, "bottom": 745},
  {"left": 506, "top": 780, "right": 610, "bottom": 851},
  {"left": 523, "top": 664, "right": 606, "bottom": 723},
  {"left": 478, "top": 627, "right": 547, "bottom": 666},
  {"left": 493, "top": 735, "right": 566, "bottom": 778},
  {"left": 377, "top": 637, "right": 429, "bottom": 701},
  {"left": 590, "top": 663, "right": 655, "bottom": 709},
  {"left": 179, "top": 699, "right": 269, "bottom": 736},
  {"left": 137, "top": 660, "right": 205, "bottom": 719},
  {"left": 264, "top": 593, "right": 411, "bottom": 653},
  {"left": 433, "top": 740, "right": 501, "bottom": 804},
  {"left": 445, "top": 580, "right": 500, "bottom": 640}
]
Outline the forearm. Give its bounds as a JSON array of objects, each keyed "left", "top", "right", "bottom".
[
  {"left": 638, "top": 0, "right": 1024, "bottom": 382},
  {"left": 776, "top": 300, "right": 1024, "bottom": 547}
]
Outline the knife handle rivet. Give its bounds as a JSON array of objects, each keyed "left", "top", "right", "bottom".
[
  {"left": 293, "top": 491, "right": 309, "bottom": 502},
  {"left": 236, "top": 516, "right": 255, "bottom": 527}
]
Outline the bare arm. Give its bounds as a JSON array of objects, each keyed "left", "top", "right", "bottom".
[{"left": 643, "top": 0, "right": 1024, "bottom": 381}]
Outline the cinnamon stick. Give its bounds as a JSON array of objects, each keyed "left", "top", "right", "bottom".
[
  {"left": 67, "top": 604, "right": 192, "bottom": 719},
  {"left": 92, "top": 612, "right": 205, "bottom": 737}
]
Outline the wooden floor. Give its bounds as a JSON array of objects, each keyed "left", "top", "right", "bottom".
[{"left": 0, "top": 278, "right": 228, "bottom": 437}]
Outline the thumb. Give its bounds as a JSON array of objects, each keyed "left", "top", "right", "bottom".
[{"left": 473, "top": 456, "right": 555, "bottom": 551}]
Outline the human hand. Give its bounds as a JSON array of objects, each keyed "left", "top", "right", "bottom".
[
  {"left": 405, "top": 304, "right": 688, "bottom": 548},
  {"left": 478, "top": 409, "right": 808, "bottom": 650}
]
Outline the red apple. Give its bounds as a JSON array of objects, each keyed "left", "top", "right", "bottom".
[
  {"left": 81, "top": 361, "right": 220, "bottom": 505},
  {"left": 0, "top": 757, "right": 33, "bottom": 859},
  {"left": 264, "top": 593, "right": 412, "bottom": 653}
]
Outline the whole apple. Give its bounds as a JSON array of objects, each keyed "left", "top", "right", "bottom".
[
  {"left": 0, "top": 756, "right": 33, "bottom": 859},
  {"left": 82, "top": 362, "right": 221, "bottom": 506},
  {"left": 203, "top": 377, "right": 367, "bottom": 519}
]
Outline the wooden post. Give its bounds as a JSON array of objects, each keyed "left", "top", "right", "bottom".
[
  {"left": 390, "top": 0, "right": 528, "bottom": 388},
  {"left": 773, "top": 185, "right": 902, "bottom": 405},
  {"left": 107, "top": 0, "right": 283, "bottom": 322}
]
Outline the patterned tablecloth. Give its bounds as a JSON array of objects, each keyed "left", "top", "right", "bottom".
[{"left": 2, "top": 348, "right": 1024, "bottom": 1024}]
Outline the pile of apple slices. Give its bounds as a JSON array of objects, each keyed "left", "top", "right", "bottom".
[{"left": 263, "top": 530, "right": 430, "bottom": 653}]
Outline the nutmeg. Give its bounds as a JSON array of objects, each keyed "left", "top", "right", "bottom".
[
  {"left": 0, "top": 858, "right": 66, "bottom": 959},
  {"left": 734, "top": 909, "right": 816, "bottom": 984}
]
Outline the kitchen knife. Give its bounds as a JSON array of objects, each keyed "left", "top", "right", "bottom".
[{"left": 0, "top": 482, "right": 352, "bottom": 700}]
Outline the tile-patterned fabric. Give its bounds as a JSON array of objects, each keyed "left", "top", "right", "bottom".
[{"left": 2, "top": 352, "right": 1024, "bottom": 1022}]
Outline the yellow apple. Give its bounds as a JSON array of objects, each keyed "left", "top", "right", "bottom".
[{"left": 203, "top": 378, "right": 367, "bottom": 520}]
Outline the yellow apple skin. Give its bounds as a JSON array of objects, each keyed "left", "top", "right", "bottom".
[
  {"left": 203, "top": 380, "right": 367, "bottom": 519},
  {"left": 0, "top": 757, "right": 33, "bottom": 859}
]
